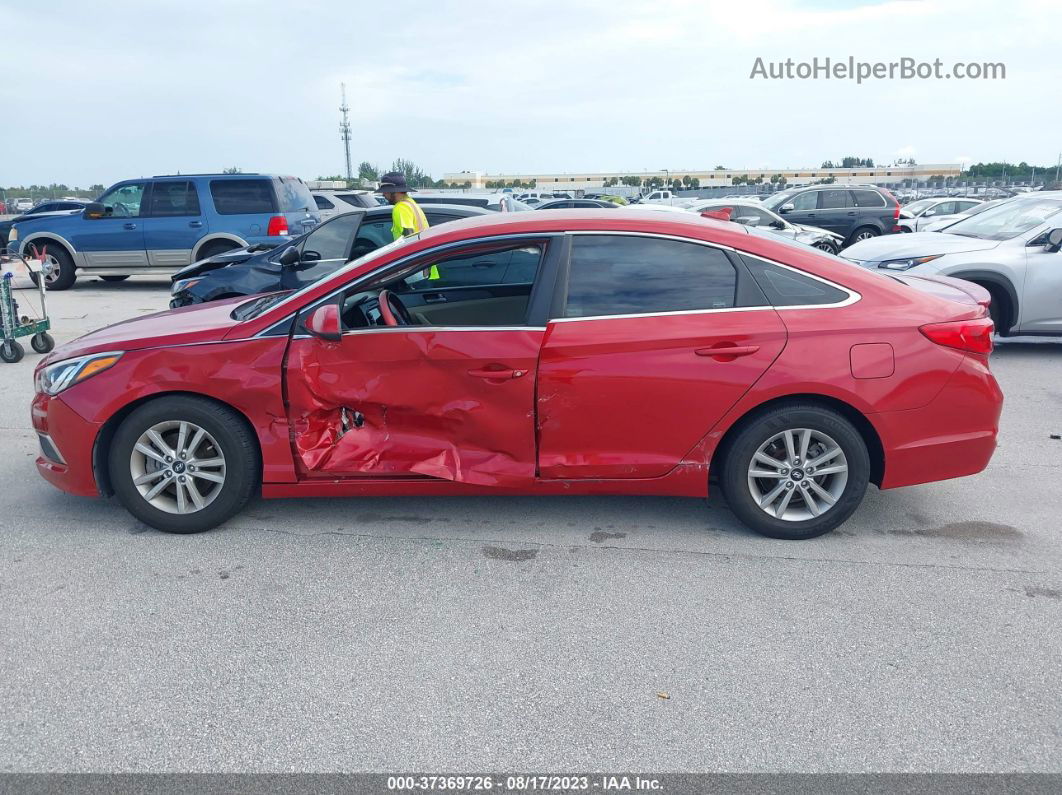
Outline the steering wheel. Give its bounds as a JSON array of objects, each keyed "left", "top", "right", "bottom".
[
  {"left": 112, "top": 203, "right": 130, "bottom": 217},
  {"left": 377, "top": 289, "right": 413, "bottom": 327}
]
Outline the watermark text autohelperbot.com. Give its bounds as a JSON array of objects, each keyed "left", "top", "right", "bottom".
[{"left": 750, "top": 56, "right": 1005, "bottom": 83}]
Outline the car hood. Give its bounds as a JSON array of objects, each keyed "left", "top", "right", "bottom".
[
  {"left": 42, "top": 296, "right": 251, "bottom": 363},
  {"left": 842, "top": 231, "right": 1000, "bottom": 261},
  {"left": 793, "top": 223, "right": 842, "bottom": 240}
]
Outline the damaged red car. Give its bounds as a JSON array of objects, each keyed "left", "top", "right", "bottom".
[{"left": 32, "top": 210, "right": 1002, "bottom": 540}]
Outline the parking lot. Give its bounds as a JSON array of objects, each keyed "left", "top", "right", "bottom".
[{"left": 0, "top": 277, "right": 1059, "bottom": 771}]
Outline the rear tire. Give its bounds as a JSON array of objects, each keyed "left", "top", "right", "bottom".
[
  {"left": 719, "top": 405, "right": 870, "bottom": 540},
  {"left": 847, "top": 226, "right": 880, "bottom": 246},
  {"left": 108, "top": 396, "right": 260, "bottom": 533},
  {"left": 100, "top": 275, "right": 129, "bottom": 282}
]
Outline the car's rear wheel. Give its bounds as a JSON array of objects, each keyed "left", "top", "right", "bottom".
[
  {"left": 848, "top": 226, "right": 880, "bottom": 245},
  {"left": 100, "top": 275, "right": 129, "bottom": 282},
  {"left": 27, "top": 244, "right": 77, "bottom": 290},
  {"left": 720, "top": 405, "right": 870, "bottom": 540},
  {"left": 109, "top": 396, "right": 259, "bottom": 533}
]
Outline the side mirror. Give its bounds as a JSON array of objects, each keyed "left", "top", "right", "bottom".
[
  {"left": 305, "top": 304, "right": 341, "bottom": 341},
  {"left": 779, "top": 203, "right": 794, "bottom": 214},
  {"left": 923, "top": 209, "right": 936, "bottom": 217},
  {"left": 278, "top": 245, "right": 300, "bottom": 267},
  {"left": 770, "top": 219, "right": 786, "bottom": 230},
  {"left": 1046, "top": 229, "right": 1062, "bottom": 252},
  {"left": 83, "top": 202, "right": 106, "bottom": 220},
  {"left": 735, "top": 215, "right": 760, "bottom": 226}
]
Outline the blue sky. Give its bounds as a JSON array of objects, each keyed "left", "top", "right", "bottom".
[{"left": 1, "top": 0, "right": 1058, "bottom": 187}]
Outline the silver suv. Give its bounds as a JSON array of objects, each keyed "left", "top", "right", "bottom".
[{"left": 841, "top": 192, "right": 1062, "bottom": 335}]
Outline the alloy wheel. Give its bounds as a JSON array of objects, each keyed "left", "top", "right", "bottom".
[
  {"left": 129, "top": 420, "right": 227, "bottom": 514},
  {"left": 746, "top": 428, "right": 849, "bottom": 522}
]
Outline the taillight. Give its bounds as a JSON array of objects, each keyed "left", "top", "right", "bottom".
[
  {"left": 267, "top": 215, "right": 289, "bottom": 236},
  {"left": 920, "top": 317, "right": 994, "bottom": 355},
  {"left": 881, "top": 188, "right": 901, "bottom": 221}
]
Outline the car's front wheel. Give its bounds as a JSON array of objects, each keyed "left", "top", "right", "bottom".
[
  {"left": 109, "top": 396, "right": 260, "bottom": 533},
  {"left": 719, "top": 405, "right": 870, "bottom": 540}
]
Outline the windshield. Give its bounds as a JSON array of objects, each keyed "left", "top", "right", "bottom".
[
  {"left": 942, "top": 197, "right": 1062, "bottom": 240},
  {"left": 761, "top": 191, "right": 797, "bottom": 211},
  {"left": 234, "top": 232, "right": 420, "bottom": 321},
  {"left": 903, "top": 199, "right": 936, "bottom": 215}
]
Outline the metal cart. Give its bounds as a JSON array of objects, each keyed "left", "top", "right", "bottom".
[{"left": 0, "top": 252, "right": 55, "bottom": 363}]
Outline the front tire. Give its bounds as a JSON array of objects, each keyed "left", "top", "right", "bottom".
[
  {"left": 27, "top": 243, "right": 77, "bottom": 290},
  {"left": 719, "top": 405, "right": 870, "bottom": 540},
  {"left": 108, "top": 396, "right": 260, "bottom": 533}
]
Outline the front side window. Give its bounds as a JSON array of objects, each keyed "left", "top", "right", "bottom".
[
  {"left": 147, "top": 181, "right": 201, "bottom": 217},
  {"left": 406, "top": 244, "right": 543, "bottom": 290},
  {"left": 789, "top": 191, "right": 818, "bottom": 211},
  {"left": 300, "top": 214, "right": 359, "bottom": 262},
  {"left": 210, "top": 179, "right": 277, "bottom": 215},
  {"left": 98, "top": 182, "right": 147, "bottom": 218},
  {"left": 563, "top": 235, "right": 736, "bottom": 318}
]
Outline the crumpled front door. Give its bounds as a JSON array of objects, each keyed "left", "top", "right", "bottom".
[{"left": 284, "top": 328, "right": 543, "bottom": 485}]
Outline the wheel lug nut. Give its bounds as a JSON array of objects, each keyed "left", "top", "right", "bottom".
[
  {"left": 189, "top": 465, "right": 196, "bottom": 472},
  {"left": 793, "top": 458, "right": 801, "bottom": 465},
  {"left": 164, "top": 470, "right": 172, "bottom": 477},
  {"left": 179, "top": 476, "right": 186, "bottom": 483},
  {"left": 165, "top": 456, "right": 172, "bottom": 463},
  {"left": 801, "top": 481, "right": 809, "bottom": 488},
  {"left": 780, "top": 468, "right": 789, "bottom": 475},
  {"left": 784, "top": 482, "right": 794, "bottom": 489}
]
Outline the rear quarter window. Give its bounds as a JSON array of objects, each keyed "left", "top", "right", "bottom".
[
  {"left": 210, "top": 179, "right": 277, "bottom": 215},
  {"left": 850, "top": 190, "right": 886, "bottom": 208},
  {"left": 741, "top": 255, "right": 850, "bottom": 306}
]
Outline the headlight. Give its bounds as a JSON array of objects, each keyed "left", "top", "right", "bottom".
[
  {"left": 878, "top": 254, "right": 943, "bottom": 271},
  {"left": 171, "top": 277, "right": 202, "bottom": 294},
  {"left": 36, "top": 352, "right": 123, "bottom": 395},
  {"left": 9, "top": 226, "right": 18, "bottom": 242}
]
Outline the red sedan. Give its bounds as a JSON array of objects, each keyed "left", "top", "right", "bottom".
[{"left": 31, "top": 211, "right": 1002, "bottom": 540}]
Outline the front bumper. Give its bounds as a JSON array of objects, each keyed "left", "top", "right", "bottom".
[{"left": 32, "top": 391, "right": 102, "bottom": 497}]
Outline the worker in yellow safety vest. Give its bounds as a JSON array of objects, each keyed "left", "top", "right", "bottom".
[{"left": 377, "top": 171, "right": 438, "bottom": 279}]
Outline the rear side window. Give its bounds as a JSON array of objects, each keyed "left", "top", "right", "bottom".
[
  {"left": 313, "top": 195, "right": 335, "bottom": 210},
  {"left": 563, "top": 235, "right": 736, "bottom": 318},
  {"left": 276, "top": 177, "right": 316, "bottom": 213},
  {"left": 850, "top": 190, "right": 886, "bottom": 208},
  {"left": 210, "top": 179, "right": 277, "bottom": 215},
  {"left": 818, "top": 189, "right": 850, "bottom": 209},
  {"left": 742, "top": 256, "right": 849, "bottom": 306},
  {"left": 148, "top": 181, "right": 201, "bottom": 217}
]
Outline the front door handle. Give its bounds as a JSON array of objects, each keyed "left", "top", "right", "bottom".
[
  {"left": 189, "top": 220, "right": 203, "bottom": 228},
  {"left": 123, "top": 223, "right": 137, "bottom": 230},
  {"left": 696, "top": 344, "right": 760, "bottom": 361},
  {"left": 468, "top": 366, "right": 526, "bottom": 380}
]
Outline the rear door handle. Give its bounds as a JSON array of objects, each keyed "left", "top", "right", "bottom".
[
  {"left": 188, "top": 220, "right": 203, "bottom": 228},
  {"left": 123, "top": 223, "right": 137, "bottom": 230},
  {"left": 468, "top": 367, "right": 526, "bottom": 379},
  {"left": 695, "top": 344, "right": 760, "bottom": 360}
]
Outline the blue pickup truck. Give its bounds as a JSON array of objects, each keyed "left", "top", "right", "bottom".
[{"left": 7, "top": 173, "right": 320, "bottom": 289}]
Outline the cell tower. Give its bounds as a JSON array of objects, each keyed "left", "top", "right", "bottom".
[{"left": 339, "top": 83, "right": 353, "bottom": 181}]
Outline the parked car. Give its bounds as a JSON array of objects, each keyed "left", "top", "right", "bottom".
[
  {"left": 921, "top": 199, "right": 1006, "bottom": 232},
  {"left": 7, "top": 173, "right": 319, "bottom": 290},
  {"left": 13, "top": 198, "right": 34, "bottom": 212},
  {"left": 897, "top": 198, "right": 982, "bottom": 232},
  {"left": 34, "top": 209, "right": 1000, "bottom": 540},
  {"left": 535, "top": 198, "right": 619, "bottom": 210},
  {"left": 170, "top": 205, "right": 491, "bottom": 307},
  {"left": 311, "top": 190, "right": 377, "bottom": 220},
  {"left": 761, "top": 185, "right": 901, "bottom": 247},
  {"left": 841, "top": 192, "right": 1062, "bottom": 335},
  {"left": 414, "top": 194, "right": 532, "bottom": 212},
  {"left": 640, "top": 189, "right": 690, "bottom": 206},
  {"left": 687, "top": 199, "right": 843, "bottom": 253},
  {"left": 0, "top": 200, "right": 86, "bottom": 244}
]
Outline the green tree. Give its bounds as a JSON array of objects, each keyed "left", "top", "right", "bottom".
[{"left": 358, "top": 161, "right": 379, "bottom": 181}]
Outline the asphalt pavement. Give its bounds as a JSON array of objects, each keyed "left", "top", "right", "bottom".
[{"left": 0, "top": 277, "right": 1059, "bottom": 772}]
